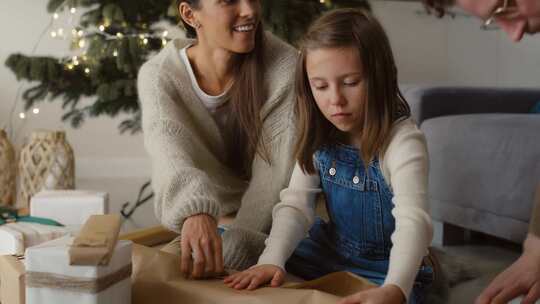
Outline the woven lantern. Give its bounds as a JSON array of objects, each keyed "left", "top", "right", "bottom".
[
  {"left": 19, "top": 130, "right": 75, "bottom": 207},
  {"left": 0, "top": 129, "right": 16, "bottom": 206}
]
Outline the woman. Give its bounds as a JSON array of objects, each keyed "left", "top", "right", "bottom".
[{"left": 137, "top": 0, "right": 297, "bottom": 279}]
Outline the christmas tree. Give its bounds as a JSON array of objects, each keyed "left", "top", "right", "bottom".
[{"left": 6, "top": 0, "right": 370, "bottom": 134}]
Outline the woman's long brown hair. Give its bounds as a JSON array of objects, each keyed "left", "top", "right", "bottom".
[
  {"left": 177, "top": 0, "right": 269, "bottom": 179},
  {"left": 294, "top": 8, "right": 411, "bottom": 174}
]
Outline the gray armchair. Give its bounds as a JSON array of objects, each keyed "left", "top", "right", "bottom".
[{"left": 404, "top": 86, "right": 540, "bottom": 244}]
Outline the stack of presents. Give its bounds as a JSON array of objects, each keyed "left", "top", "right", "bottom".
[
  {"left": 0, "top": 190, "right": 133, "bottom": 304},
  {"left": 0, "top": 191, "right": 375, "bottom": 304}
]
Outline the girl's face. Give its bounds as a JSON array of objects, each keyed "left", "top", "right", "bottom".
[
  {"left": 192, "top": 0, "right": 261, "bottom": 53},
  {"left": 306, "top": 47, "right": 366, "bottom": 137}
]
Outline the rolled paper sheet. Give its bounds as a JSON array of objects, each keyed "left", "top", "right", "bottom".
[{"left": 0, "top": 255, "right": 25, "bottom": 304}]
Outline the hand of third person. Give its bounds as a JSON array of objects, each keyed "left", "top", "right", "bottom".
[{"left": 475, "top": 234, "right": 540, "bottom": 304}]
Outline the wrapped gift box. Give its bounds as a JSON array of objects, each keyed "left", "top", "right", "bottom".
[
  {"left": 25, "top": 236, "right": 131, "bottom": 304},
  {"left": 30, "top": 190, "right": 108, "bottom": 226},
  {"left": 0, "top": 222, "right": 70, "bottom": 255},
  {"left": 0, "top": 255, "right": 25, "bottom": 304}
]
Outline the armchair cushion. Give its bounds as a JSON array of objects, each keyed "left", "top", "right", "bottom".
[
  {"left": 422, "top": 113, "right": 540, "bottom": 243},
  {"left": 403, "top": 86, "right": 540, "bottom": 124}
]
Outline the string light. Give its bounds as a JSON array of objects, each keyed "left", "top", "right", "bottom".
[
  {"left": 6, "top": 0, "right": 179, "bottom": 141},
  {"left": 49, "top": 0, "right": 171, "bottom": 76},
  {"left": 50, "top": 6, "right": 169, "bottom": 46}
]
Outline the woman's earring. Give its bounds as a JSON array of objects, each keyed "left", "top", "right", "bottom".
[{"left": 194, "top": 22, "right": 201, "bottom": 29}]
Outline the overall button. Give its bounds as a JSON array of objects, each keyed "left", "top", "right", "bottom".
[
  {"left": 352, "top": 176, "right": 360, "bottom": 184},
  {"left": 329, "top": 167, "right": 336, "bottom": 176}
]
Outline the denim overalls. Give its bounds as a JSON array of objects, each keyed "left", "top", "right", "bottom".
[{"left": 285, "top": 144, "right": 434, "bottom": 304}]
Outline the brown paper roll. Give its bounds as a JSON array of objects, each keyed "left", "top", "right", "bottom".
[
  {"left": 0, "top": 255, "right": 25, "bottom": 304},
  {"left": 131, "top": 244, "right": 376, "bottom": 304}
]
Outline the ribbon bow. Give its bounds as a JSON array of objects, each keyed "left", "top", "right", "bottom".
[{"left": 0, "top": 207, "right": 64, "bottom": 226}]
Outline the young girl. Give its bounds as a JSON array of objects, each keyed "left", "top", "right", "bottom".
[{"left": 223, "top": 8, "right": 434, "bottom": 304}]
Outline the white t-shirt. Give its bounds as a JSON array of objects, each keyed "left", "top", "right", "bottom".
[{"left": 180, "top": 45, "right": 230, "bottom": 130}]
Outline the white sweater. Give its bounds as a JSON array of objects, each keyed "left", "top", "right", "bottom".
[
  {"left": 138, "top": 32, "right": 298, "bottom": 269},
  {"left": 257, "top": 118, "right": 433, "bottom": 300}
]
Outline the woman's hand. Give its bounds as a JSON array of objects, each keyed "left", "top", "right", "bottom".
[
  {"left": 338, "top": 284, "right": 405, "bottom": 304},
  {"left": 181, "top": 214, "right": 224, "bottom": 279},
  {"left": 224, "top": 264, "right": 285, "bottom": 290}
]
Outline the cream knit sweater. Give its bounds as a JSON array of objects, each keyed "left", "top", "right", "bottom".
[{"left": 137, "top": 32, "right": 298, "bottom": 269}]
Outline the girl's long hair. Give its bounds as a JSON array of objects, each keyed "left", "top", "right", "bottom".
[
  {"left": 177, "top": 0, "right": 269, "bottom": 179},
  {"left": 294, "top": 8, "right": 411, "bottom": 174}
]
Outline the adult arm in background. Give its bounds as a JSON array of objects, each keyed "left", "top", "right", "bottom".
[
  {"left": 138, "top": 60, "right": 234, "bottom": 279},
  {"left": 476, "top": 184, "right": 540, "bottom": 304}
]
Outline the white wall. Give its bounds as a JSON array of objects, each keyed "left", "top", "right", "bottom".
[
  {"left": 1, "top": 1, "right": 539, "bottom": 179},
  {"left": 372, "top": 1, "right": 540, "bottom": 87},
  {"left": 0, "top": 1, "right": 184, "bottom": 179}
]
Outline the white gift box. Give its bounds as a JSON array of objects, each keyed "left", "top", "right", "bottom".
[
  {"left": 0, "top": 222, "right": 70, "bottom": 255},
  {"left": 30, "top": 190, "right": 109, "bottom": 226},
  {"left": 25, "top": 236, "right": 132, "bottom": 304}
]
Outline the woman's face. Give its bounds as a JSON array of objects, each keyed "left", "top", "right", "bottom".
[
  {"left": 191, "top": 0, "right": 261, "bottom": 53},
  {"left": 306, "top": 47, "right": 366, "bottom": 137}
]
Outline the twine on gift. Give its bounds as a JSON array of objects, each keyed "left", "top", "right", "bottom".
[{"left": 26, "top": 263, "right": 132, "bottom": 293}]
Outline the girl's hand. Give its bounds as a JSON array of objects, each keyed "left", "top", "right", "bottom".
[
  {"left": 338, "top": 284, "right": 405, "bottom": 304},
  {"left": 223, "top": 264, "right": 285, "bottom": 290}
]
